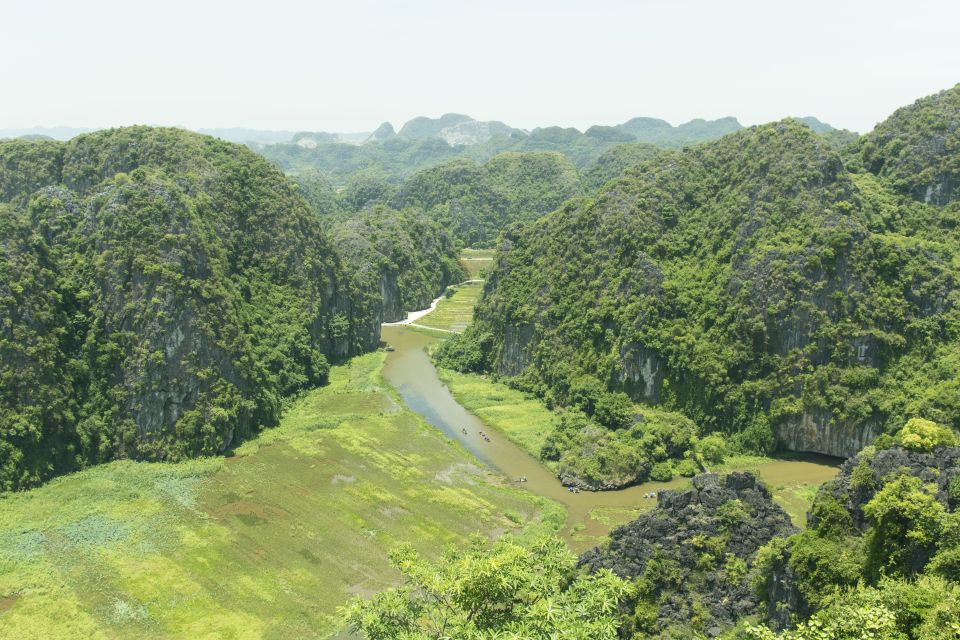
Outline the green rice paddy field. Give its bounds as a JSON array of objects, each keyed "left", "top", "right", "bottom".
[{"left": 0, "top": 352, "right": 560, "bottom": 640}]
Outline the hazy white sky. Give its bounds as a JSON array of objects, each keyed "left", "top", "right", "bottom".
[{"left": 2, "top": 0, "right": 958, "bottom": 134}]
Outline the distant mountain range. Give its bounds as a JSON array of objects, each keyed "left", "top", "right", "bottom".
[{"left": 0, "top": 113, "right": 842, "bottom": 147}]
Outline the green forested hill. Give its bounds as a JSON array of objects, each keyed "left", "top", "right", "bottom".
[
  {"left": 858, "top": 83, "right": 960, "bottom": 205},
  {"left": 393, "top": 151, "right": 580, "bottom": 247},
  {"left": 0, "top": 127, "right": 380, "bottom": 490},
  {"left": 439, "top": 94, "right": 960, "bottom": 472},
  {"left": 330, "top": 206, "right": 466, "bottom": 322},
  {"left": 580, "top": 142, "right": 661, "bottom": 194}
]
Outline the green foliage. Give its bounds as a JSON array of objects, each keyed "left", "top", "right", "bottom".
[
  {"left": 863, "top": 474, "right": 947, "bottom": 580},
  {"left": 809, "top": 493, "right": 855, "bottom": 538},
  {"left": 394, "top": 151, "right": 581, "bottom": 246},
  {"left": 580, "top": 142, "right": 660, "bottom": 194},
  {"left": 342, "top": 535, "right": 634, "bottom": 640},
  {"left": 850, "top": 452, "right": 877, "bottom": 491},
  {"left": 649, "top": 460, "right": 674, "bottom": 482},
  {"left": 434, "top": 331, "right": 494, "bottom": 373},
  {"left": 697, "top": 433, "right": 728, "bottom": 465},
  {"left": 858, "top": 83, "right": 960, "bottom": 205},
  {"left": 547, "top": 406, "right": 697, "bottom": 489},
  {"left": 750, "top": 576, "right": 960, "bottom": 640},
  {"left": 746, "top": 598, "right": 902, "bottom": 639},
  {"left": 717, "top": 498, "right": 753, "bottom": 531},
  {"left": 787, "top": 529, "right": 865, "bottom": 608},
  {"left": 735, "top": 413, "right": 777, "bottom": 455},
  {"left": 894, "top": 417, "right": 958, "bottom": 452},
  {"left": 330, "top": 205, "right": 466, "bottom": 321},
  {"left": 594, "top": 391, "right": 634, "bottom": 429},
  {"left": 676, "top": 457, "right": 700, "bottom": 477}
]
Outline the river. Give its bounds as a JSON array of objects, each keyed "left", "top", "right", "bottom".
[{"left": 381, "top": 325, "right": 840, "bottom": 551}]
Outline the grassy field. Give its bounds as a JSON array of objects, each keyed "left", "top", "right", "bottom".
[
  {"left": 0, "top": 352, "right": 560, "bottom": 640},
  {"left": 415, "top": 282, "right": 484, "bottom": 333},
  {"left": 459, "top": 248, "right": 495, "bottom": 279}
]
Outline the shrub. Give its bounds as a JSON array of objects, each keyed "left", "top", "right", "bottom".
[
  {"left": 810, "top": 494, "right": 854, "bottom": 538},
  {"left": 717, "top": 498, "right": 752, "bottom": 532},
  {"left": 735, "top": 413, "right": 776, "bottom": 455},
  {"left": 676, "top": 458, "right": 700, "bottom": 477},
  {"left": 787, "top": 530, "right": 865, "bottom": 609},
  {"left": 649, "top": 461, "right": 674, "bottom": 482},
  {"left": 594, "top": 392, "right": 634, "bottom": 430},
  {"left": 863, "top": 474, "right": 946, "bottom": 580},
  {"left": 895, "top": 418, "right": 957, "bottom": 452},
  {"left": 696, "top": 434, "right": 728, "bottom": 465}
]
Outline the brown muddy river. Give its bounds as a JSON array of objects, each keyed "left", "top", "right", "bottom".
[{"left": 381, "top": 325, "right": 840, "bottom": 551}]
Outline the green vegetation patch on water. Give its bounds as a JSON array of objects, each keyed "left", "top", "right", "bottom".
[
  {"left": 436, "top": 366, "right": 838, "bottom": 530},
  {"left": 0, "top": 351, "right": 558, "bottom": 640}
]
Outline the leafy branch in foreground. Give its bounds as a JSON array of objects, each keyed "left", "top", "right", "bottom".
[{"left": 341, "top": 535, "right": 634, "bottom": 640}]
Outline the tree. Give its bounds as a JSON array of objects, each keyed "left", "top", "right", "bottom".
[
  {"left": 594, "top": 392, "right": 634, "bottom": 429},
  {"left": 863, "top": 475, "right": 946, "bottom": 580},
  {"left": 342, "top": 535, "right": 634, "bottom": 640},
  {"left": 894, "top": 418, "right": 957, "bottom": 452},
  {"left": 696, "top": 434, "right": 728, "bottom": 465}
]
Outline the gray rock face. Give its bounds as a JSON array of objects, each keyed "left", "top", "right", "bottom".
[
  {"left": 774, "top": 409, "right": 880, "bottom": 458},
  {"left": 579, "top": 472, "right": 797, "bottom": 635},
  {"left": 497, "top": 323, "right": 536, "bottom": 377},
  {"left": 614, "top": 343, "right": 663, "bottom": 403}
]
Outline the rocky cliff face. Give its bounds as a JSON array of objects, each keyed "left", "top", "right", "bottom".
[
  {"left": 774, "top": 410, "right": 880, "bottom": 458},
  {"left": 580, "top": 472, "right": 796, "bottom": 637}
]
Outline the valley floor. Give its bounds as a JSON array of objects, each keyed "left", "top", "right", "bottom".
[
  {"left": 435, "top": 366, "right": 839, "bottom": 532},
  {"left": 0, "top": 352, "right": 559, "bottom": 640}
]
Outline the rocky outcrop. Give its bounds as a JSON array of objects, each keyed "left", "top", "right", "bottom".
[
  {"left": 580, "top": 473, "right": 797, "bottom": 636},
  {"left": 497, "top": 323, "right": 536, "bottom": 377},
  {"left": 812, "top": 444, "right": 960, "bottom": 531},
  {"left": 764, "top": 444, "right": 960, "bottom": 628},
  {"left": 614, "top": 343, "right": 663, "bottom": 403}
]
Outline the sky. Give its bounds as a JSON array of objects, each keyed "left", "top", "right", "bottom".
[{"left": 2, "top": 0, "right": 959, "bottom": 134}]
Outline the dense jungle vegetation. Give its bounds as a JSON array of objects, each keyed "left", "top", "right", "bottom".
[
  {"left": 0, "top": 127, "right": 461, "bottom": 490},
  {"left": 437, "top": 84, "right": 960, "bottom": 492}
]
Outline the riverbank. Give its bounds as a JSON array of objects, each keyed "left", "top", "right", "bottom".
[
  {"left": 0, "top": 352, "right": 558, "bottom": 639},
  {"left": 382, "top": 326, "right": 840, "bottom": 538}
]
